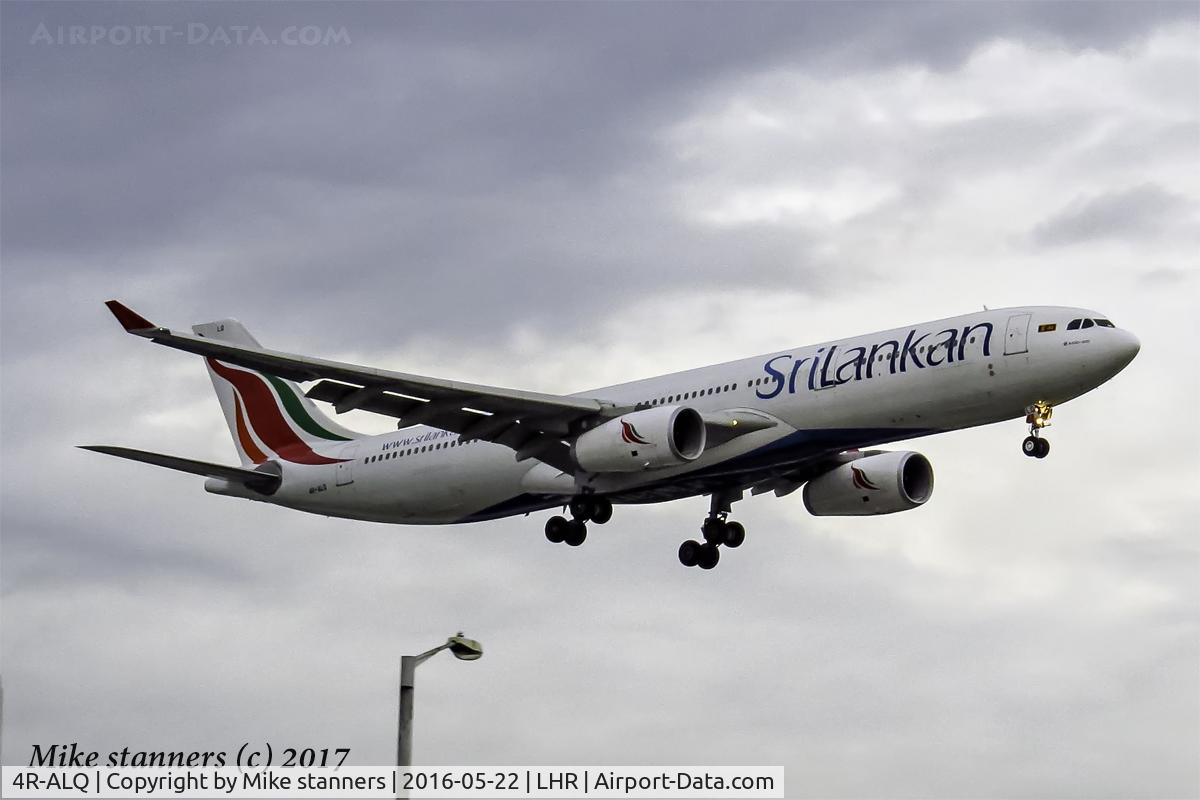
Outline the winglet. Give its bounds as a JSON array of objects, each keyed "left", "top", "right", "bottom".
[{"left": 104, "top": 300, "right": 157, "bottom": 332}]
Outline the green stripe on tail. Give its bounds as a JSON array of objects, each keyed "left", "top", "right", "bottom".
[{"left": 265, "top": 374, "right": 352, "bottom": 441}]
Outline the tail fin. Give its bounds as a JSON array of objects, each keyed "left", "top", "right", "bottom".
[{"left": 193, "top": 319, "right": 363, "bottom": 466}]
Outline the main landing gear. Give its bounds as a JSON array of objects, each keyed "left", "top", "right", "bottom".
[
  {"left": 679, "top": 490, "right": 745, "bottom": 570},
  {"left": 545, "top": 495, "right": 613, "bottom": 547},
  {"left": 1022, "top": 401, "right": 1053, "bottom": 459}
]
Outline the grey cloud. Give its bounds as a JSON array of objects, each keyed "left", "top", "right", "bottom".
[
  {"left": 1139, "top": 266, "right": 1193, "bottom": 286},
  {"left": 4, "top": 1, "right": 1196, "bottom": 344},
  {"left": 1031, "top": 183, "right": 1191, "bottom": 247}
]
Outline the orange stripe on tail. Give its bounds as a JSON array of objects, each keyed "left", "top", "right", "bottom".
[{"left": 234, "top": 395, "right": 269, "bottom": 464}]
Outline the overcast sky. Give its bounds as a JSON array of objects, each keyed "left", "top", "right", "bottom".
[{"left": 2, "top": 2, "right": 1198, "bottom": 797}]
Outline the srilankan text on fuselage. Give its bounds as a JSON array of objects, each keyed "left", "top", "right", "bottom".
[{"left": 756, "top": 321, "right": 995, "bottom": 399}]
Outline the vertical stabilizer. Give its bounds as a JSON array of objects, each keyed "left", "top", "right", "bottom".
[{"left": 193, "top": 319, "right": 363, "bottom": 465}]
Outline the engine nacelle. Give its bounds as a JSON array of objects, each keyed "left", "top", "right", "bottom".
[
  {"left": 573, "top": 406, "right": 706, "bottom": 473},
  {"left": 802, "top": 451, "right": 934, "bottom": 516}
]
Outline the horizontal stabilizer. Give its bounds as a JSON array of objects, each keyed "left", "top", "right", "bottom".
[{"left": 78, "top": 446, "right": 281, "bottom": 492}]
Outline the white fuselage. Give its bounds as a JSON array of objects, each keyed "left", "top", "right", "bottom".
[{"left": 216, "top": 306, "right": 1138, "bottom": 524}]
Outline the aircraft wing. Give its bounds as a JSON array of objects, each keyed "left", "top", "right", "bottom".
[{"left": 104, "top": 301, "right": 618, "bottom": 472}]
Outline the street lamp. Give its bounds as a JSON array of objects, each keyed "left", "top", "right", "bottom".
[{"left": 397, "top": 633, "right": 483, "bottom": 767}]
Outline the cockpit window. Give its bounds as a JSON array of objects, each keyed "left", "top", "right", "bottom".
[
  {"left": 1081, "top": 318, "right": 1095, "bottom": 329},
  {"left": 1067, "top": 319, "right": 1081, "bottom": 330},
  {"left": 1094, "top": 319, "right": 1115, "bottom": 328}
]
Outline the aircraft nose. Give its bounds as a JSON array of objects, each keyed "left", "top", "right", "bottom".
[{"left": 1110, "top": 329, "right": 1140, "bottom": 372}]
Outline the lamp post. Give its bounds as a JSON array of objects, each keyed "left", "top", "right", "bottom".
[{"left": 397, "top": 633, "right": 483, "bottom": 768}]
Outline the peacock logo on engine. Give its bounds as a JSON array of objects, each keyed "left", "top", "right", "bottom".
[
  {"left": 851, "top": 466, "right": 881, "bottom": 491},
  {"left": 620, "top": 420, "right": 651, "bottom": 445}
]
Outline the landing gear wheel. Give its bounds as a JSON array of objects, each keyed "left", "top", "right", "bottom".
[
  {"left": 1023, "top": 401, "right": 1054, "bottom": 459},
  {"left": 564, "top": 520, "right": 587, "bottom": 547},
  {"left": 569, "top": 496, "right": 595, "bottom": 521},
  {"left": 723, "top": 521, "right": 746, "bottom": 548},
  {"left": 702, "top": 517, "right": 726, "bottom": 544},
  {"left": 697, "top": 543, "right": 720, "bottom": 570},
  {"left": 1022, "top": 436, "right": 1040, "bottom": 457},
  {"left": 545, "top": 515, "right": 568, "bottom": 544},
  {"left": 590, "top": 498, "right": 613, "bottom": 525},
  {"left": 678, "top": 540, "right": 702, "bottom": 567}
]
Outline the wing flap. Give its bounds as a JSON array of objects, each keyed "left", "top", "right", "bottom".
[{"left": 79, "top": 445, "right": 282, "bottom": 492}]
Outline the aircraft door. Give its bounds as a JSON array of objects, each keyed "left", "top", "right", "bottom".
[
  {"left": 1004, "top": 313, "right": 1031, "bottom": 355},
  {"left": 336, "top": 444, "right": 357, "bottom": 486}
]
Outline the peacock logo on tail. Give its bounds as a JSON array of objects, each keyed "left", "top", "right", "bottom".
[{"left": 208, "top": 358, "right": 351, "bottom": 465}]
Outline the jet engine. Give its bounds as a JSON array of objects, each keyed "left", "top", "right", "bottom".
[
  {"left": 802, "top": 451, "right": 933, "bottom": 516},
  {"left": 573, "top": 406, "right": 706, "bottom": 473}
]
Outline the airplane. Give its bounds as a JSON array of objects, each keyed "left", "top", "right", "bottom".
[{"left": 84, "top": 301, "right": 1139, "bottom": 569}]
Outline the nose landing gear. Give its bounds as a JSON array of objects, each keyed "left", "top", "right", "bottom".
[{"left": 1022, "top": 401, "right": 1053, "bottom": 459}]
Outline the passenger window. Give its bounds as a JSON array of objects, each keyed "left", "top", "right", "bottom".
[
  {"left": 1067, "top": 319, "right": 1081, "bottom": 330},
  {"left": 1081, "top": 319, "right": 1095, "bottom": 329}
]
